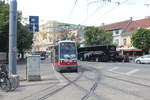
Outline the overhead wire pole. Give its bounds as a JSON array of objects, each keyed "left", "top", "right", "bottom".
[
  {"left": 9, "top": 0, "right": 20, "bottom": 90},
  {"left": 9, "top": 0, "right": 17, "bottom": 75}
]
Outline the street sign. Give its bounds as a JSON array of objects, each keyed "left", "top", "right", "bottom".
[{"left": 29, "top": 16, "right": 39, "bottom": 32}]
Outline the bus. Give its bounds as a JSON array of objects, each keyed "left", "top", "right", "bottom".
[
  {"left": 51, "top": 40, "right": 78, "bottom": 72},
  {"left": 78, "top": 45, "right": 128, "bottom": 62}
]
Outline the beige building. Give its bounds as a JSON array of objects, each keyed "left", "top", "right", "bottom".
[
  {"left": 120, "top": 18, "right": 150, "bottom": 51},
  {"left": 32, "top": 21, "right": 84, "bottom": 51}
]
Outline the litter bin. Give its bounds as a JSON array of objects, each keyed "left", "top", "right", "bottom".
[{"left": 27, "top": 55, "right": 41, "bottom": 81}]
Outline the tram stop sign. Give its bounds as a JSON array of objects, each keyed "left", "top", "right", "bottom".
[{"left": 29, "top": 16, "right": 39, "bottom": 32}]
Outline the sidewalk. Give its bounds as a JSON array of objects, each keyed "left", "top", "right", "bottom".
[
  {"left": 0, "top": 77, "right": 60, "bottom": 100},
  {"left": 0, "top": 60, "right": 60, "bottom": 100}
]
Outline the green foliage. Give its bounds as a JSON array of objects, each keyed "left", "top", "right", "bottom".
[
  {"left": 131, "top": 28, "right": 150, "bottom": 52},
  {"left": 0, "top": 0, "right": 9, "bottom": 52},
  {"left": 17, "top": 24, "right": 33, "bottom": 53},
  {"left": 0, "top": 1, "right": 33, "bottom": 54},
  {"left": 84, "top": 26, "right": 113, "bottom": 46}
]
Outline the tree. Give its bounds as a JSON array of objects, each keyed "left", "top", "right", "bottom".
[
  {"left": 0, "top": 0, "right": 9, "bottom": 52},
  {"left": 131, "top": 28, "right": 150, "bottom": 53},
  {"left": 0, "top": 1, "right": 33, "bottom": 59},
  {"left": 84, "top": 26, "right": 113, "bottom": 46},
  {"left": 17, "top": 24, "right": 33, "bottom": 59}
]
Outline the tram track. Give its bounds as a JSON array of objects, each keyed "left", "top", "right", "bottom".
[
  {"left": 83, "top": 62, "right": 150, "bottom": 88},
  {"left": 85, "top": 65, "right": 150, "bottom": 100},
  {"left": 54, "top": 66, "right": 107, "bottom": 100},
  {"left": 100, "top": 74, "right": 150, "bottom": 100},
  {"left": 21, "top": 63, "right": 150, "bottom": 100},
  {"left": 107, "top": 70, "right": 150, "bottom": 82},
  {"left": 37, "top": 68, "right": 84, "bottom": 100},
  {"left": 21, "top": 68, "right": 84, "bottom": 100},
  {"left": 103, "top": 74, "right": 150, "bottom": 88},
  {"left": 78, "top": 67, "right": 106, "bottom": 100},
  {"left": 81, "top": 68, "right": 100, "bottom": 100}
]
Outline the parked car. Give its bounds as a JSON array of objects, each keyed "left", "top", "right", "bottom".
[
  {"left": 32, "top": 51, "right": 46, "bottom": 60},
  {"left": 135, "top": 55, "right": 150, "bottom": 64}
]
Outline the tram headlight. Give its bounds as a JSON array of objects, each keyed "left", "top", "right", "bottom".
[
  {"left": 73, "top": 60, "right": 77, "bottom": 62},
  {"left": 60, "top": 60, "right": 64, "bottom": 63}
]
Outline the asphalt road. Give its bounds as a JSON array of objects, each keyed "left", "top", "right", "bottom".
[
  {"left": 2, "top": 58, "right": 150, "bottom": 100},
  {"left": 45, "top": 61, "right": 150, "bottom": 100}
]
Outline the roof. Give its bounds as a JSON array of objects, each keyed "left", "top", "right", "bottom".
[
  {"left": 124, "top": 18, "right": 150, "bottom": 33},
  {"left": 99, "top": 20, "right": 130, "bottom": 31}
]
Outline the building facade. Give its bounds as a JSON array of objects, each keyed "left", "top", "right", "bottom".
[
  {"left": 99, "top": 19, "right": 132, "bottom": 47},
  {"left": 32, "top": 21, "right": 84, "bottom": 51},
  {"left": 99, "top": 17, "right": 150, "bottom": 55}
]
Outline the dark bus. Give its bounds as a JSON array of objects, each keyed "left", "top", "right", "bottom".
[{"left": 78, "top": 45, "right": 126, "bottom": 62}]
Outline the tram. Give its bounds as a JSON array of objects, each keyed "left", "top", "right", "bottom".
[{"left": 51, "top": 40, "right": 78, "bottom": 72}]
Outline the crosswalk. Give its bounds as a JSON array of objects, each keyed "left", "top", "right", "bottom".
[
  {"left": 125, "top": 69, "right": 140, "bottom": 75},
  {"left": 108, "top": 67, "right": 139, "bottom": 76}
]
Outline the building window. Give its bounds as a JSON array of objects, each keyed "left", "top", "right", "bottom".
[
  {"left": 115, "top": 30, "right": 119, "bottom": 34},
  {"left": 123, "top": 39, "right": 127, "bottom": 45},
  {"left": 115, "top": 39, "right": 119, "bottom": 45}
]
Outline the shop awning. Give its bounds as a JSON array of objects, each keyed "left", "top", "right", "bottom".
[
  {"left": 122, "top": 49, "right": 143, "bottom": 52},
  {"left": 117, "top": 47, "right": 143, "bottom": 52}
]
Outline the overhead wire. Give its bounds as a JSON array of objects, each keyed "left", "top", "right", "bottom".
[
  {"left": 91, "top": 0, "right": 129, "bottom": 25},
  {"left": 68, "top": 0, "right": 78, "bottom": 17},
  {"left": 81, "top": 4, "right": 105, "bottom": 24},
  {"left": 81, "top": 0, "right": 111, "bottom": 25}
]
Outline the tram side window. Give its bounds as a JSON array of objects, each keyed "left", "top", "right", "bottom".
[{"left": 55, "top": 46, "right": 59, "bottom": 62}]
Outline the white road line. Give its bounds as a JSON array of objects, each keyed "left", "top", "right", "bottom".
[
  {"left": 109, "top": 67, "right": 119, "bottom": 71},
  {"left": 125, "top": 69, "right": 139, "bottom": 75}
]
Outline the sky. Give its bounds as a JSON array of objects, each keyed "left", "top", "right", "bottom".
[{"left": 16, "top": 0, "right": 150, "bottom": 26}]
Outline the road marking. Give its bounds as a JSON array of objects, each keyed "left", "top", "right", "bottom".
[
  {"left": 125, "top": 69, "right": 139, "bottom": 75},
  {"left": 109, "top": 67, "right": 119, "bottom": 71}
]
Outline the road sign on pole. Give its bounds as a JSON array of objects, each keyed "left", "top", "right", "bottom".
[{"left": 29, "top": 16, "right": 39, "bottom": 32}]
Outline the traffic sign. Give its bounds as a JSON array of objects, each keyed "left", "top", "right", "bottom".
[{"left": 29, "top": 16, "right": 39, "bottom": 32}]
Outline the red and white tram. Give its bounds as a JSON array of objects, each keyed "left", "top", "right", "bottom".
[{"left": 51, "top": 40, "right": 78, "bottom": 72}]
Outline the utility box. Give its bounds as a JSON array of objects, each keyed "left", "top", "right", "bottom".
[{"left": 27, "top": 55, "right": 41, "bottom": 81}]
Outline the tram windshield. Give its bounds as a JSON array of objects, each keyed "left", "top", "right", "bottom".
[{"left": 60, "top": 42, "right": 76, "bottom": 59}]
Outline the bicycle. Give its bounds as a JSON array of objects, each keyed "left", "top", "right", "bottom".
[{"left": 0, "top": 64, "right": 11, "bottom": 92}]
